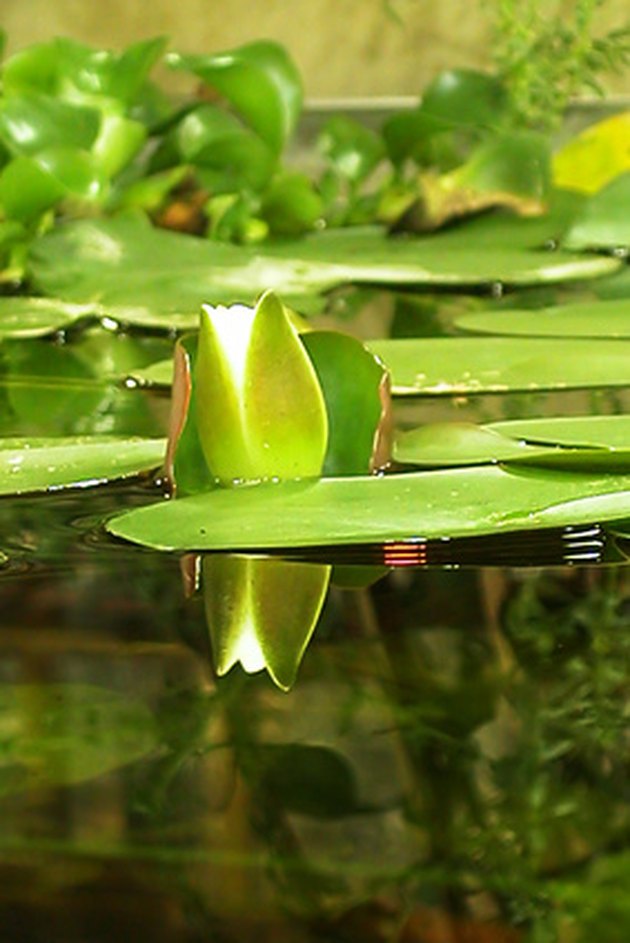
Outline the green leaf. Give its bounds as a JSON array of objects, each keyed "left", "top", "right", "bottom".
[
  {"left": 394, "top": 422, "right": 550, "bottom": 467},
  {"left": 395, "top": 417, "right": 630, "bottom": 471},
  {"left": 0, "top": 94, "right": 100, "bottom": 155},
  {"left": 563, "top": 172, "right": 630, "bottom": 250},
  {"left": 302, "top": 331, "right": 389, "bottom": 475},
  {"left": 28, "top": 217, "right": 621, "bottom": 317},
  {"left": 106, "top": 463, "right": 630, "bottom": 551},
  {"left": 202, "top": 554, "right": 330, "bottom": 689},
  {"left": 367, "top": 336, "right": 630, "bottom": 394},
  {"left": 28, "top": 215, "right": 337, "bottom": 307},
  {"left": 126, "top": 331, "right": 630, "bottom": 397},
  {"left": 455, "top": 298, "right": 630, "bottom": 339},
  {"left": 260, "top": 172, "right": 324, "bottom": 236},
  {"left": 0, "top": 683, "right": 157, "bottom": 793},
  {"left": 0, "top": 296, "right": 97, "bottom": 338},
  {"left": 174, "top": 104, "right": 275, "bottom": 190},
  {"left": 93, "top": 114, "right": 147, "bottom": 178},
  {"left": 0, "top": 155, "right": 64, "bottom": 222},
  {"left": 0, "top": 435, "right": 165, "bottom": 495},
  {"left": 421, "top": 68, "right": 508, "bottom": 132},
  {"left": 318, "top": 115, "right": 385, "bottom": 184},
  {"left": 167, "top": 41, "right": 302, "bottom": 153}
]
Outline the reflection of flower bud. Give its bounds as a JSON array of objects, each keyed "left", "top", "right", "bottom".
[
  {"left": 202, "top": 554, "right": 331, "bottom": 690},
  {"left": 195, "top": 291, "right": 328, "bottom": 485}
]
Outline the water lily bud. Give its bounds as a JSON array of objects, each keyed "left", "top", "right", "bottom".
[{"left": 195, "top": 290, "right": 328, "bottom": 485}]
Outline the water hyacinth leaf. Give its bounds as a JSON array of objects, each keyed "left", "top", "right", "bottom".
[
  {"left": 195, "top": 293, "right": 328, "bottom": 484},
  {"left": 318, "top": 115, "right": 385, "bottom": 184},
  {"left": 93, "top": 114, "right": 147, "bottom": 178},
  {"left": 106, "top": 464, "right": 630, "bottom": 551},
  {"left": 553, "top": 111, "right": 630, "bottom": 194},
  {"left": 0, "top": 435, "right": 165, "bottom": 495},
  {"left": 167, "top": 41, "right": 302, "bottom": 154},
  {"left": 367, "top": 336, "right": 630, "bottom": 394},
  {"left": 175, "top": 105, "right": 275, "bottom": 191},
  {"left": 0, "top": 94, "right": 100, "bottom": 155},
  {"left": 563, "top": 172, "right": 630, "bottom": 250},
  {"left": 0, "top": 296, "right": 97, "bottom": 338},
  {"left": 455, "top": 298, "right": 630, "bottom": 339},
  {"left": 421, "top": 68, "right": 508, "bottom": 133},
  {"left": 202, "top": 554, "right": 331, "bottom": 689},
  {"left": 0, "top": 155, "right": 65, "bottom": 222},
  {"left": 260, "top": 172, "right": 324, "bottom": 236},
  {"left": 398, "top": 131, "right": 551, "bottom": 232},
  {"left": 302, "top": 331, "right": 390, "bottom": 475},
  {"left": 0, "top": 683, "right": 157, "bottom": 793}
]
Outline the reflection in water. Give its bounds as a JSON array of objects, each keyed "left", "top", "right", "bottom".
[{"left": 0, "top": 488, "right": 628, "bottom": 941}]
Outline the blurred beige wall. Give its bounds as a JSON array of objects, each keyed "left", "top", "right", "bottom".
[{"left": 1, "top": 0, "right": 628, "bottom": 99}]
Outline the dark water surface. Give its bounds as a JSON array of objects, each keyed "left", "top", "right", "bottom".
[{"left": 0, "top": 483, "right": 628, "bottom": 943}]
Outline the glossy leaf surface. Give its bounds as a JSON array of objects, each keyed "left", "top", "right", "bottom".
[
  {"left": 107, "top": 464, "right": 630, "bottom": 551},
  {"left": 167, "top": 41, "right": 302, "bottom": 154},
  {"left": 553, "top": 112, "right": 630, "bottom": 194},
  {"left": 455, "top": 298, "right": 630, "bottom": 339},
  {"left": 368, "top": 336, "right": 630, "bottom": 394},
  {"left": 563, "top": 173, "right": 630, "bottom": 250},
  {"left": 28, "top": 217, "right": 621, "bottom": 318},
  {"left": 0, "top": 435, "right": 165, "bottom": 495}
]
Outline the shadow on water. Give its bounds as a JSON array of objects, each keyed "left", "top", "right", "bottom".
[{"left": 0, "top": 483, "right": 628, "bottom": 942}]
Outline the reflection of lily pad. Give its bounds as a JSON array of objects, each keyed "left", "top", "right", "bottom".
[
  {"left": 0, "top": 435, "right": 165, "bottom": 494},
  {"left": 455, "top": 298, "right": 630, "bottom": 339},
  {"left": 0, "top": 683, "right": 157, "bottom": 795},
  {"left": 107, "top": 464, "right": 630, "bottom": 551}
]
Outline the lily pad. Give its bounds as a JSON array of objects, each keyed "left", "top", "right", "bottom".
[
  {"left": 28, "top": 217, "right": 621, "bottom": 319},
  {"left": 487, "top": 415, "right": 630, "bottom": 451},
  {"left": 127, "top": 333, "right": 630, "bottom": 397},
  {"left": 0, "top": 435, "right": 165, "bottom": 495},
  {"left": 0, "top": 296, "right": 98, "bottom": 338},
  {"left": 454, "top": 298, "right": 630, "bottom": 339},
  {"left": 395, "top": 417, "right": 630, "bottom": 471},
  {"left": 563, "top": 173, "right": 630, "bottom": 251},
  {"left": 367, "top": 336, "right": 630, "bottom": 395},
  {"left": 106, "top": 464, "right": 630, "bottom": 551}
]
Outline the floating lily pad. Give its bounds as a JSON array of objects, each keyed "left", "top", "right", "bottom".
[
  {"left": 563, "top": 173, "right": 630, "bottom": 251},
  {"left": 28, "top": 217, "right": 621, "bottom": 322},
  {"left": 487, "top": 415, "right": 630, "bottom": 450},
  {"left": 0, "top": 296, "right": 98, "bottom": 338},
  {"left": 367, "top": 336, "right": 630, "bottom": 395},
  {"left": 263, "top": 225, "right": 620, "bottom": 287},
  {"left": 127, "top": 332, "right": 630, "bottom": 397},
  {"left": 395, "top": 416, "right": 630, "bottom": 471},
  {"left": 0, "top": 435, "right": 165, "bottom": 495},
  {"left": 454, "top": 298, "right": 630, "bottom": 339},
  {"left": 106, "top": 464, "right": 630, "bottom": 551}
]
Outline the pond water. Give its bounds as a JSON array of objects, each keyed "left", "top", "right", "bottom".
[{"left": 0, "top": 320, "right": 628, "bottom": 942}]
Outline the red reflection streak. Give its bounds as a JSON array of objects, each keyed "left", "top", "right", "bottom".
[{"left": 383, "top": 541, "right": 428, "bottom": 567}]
